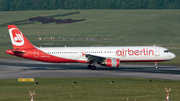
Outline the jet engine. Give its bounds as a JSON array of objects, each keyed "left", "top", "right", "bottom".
[{"left": 101, "top": 58, "right": 120, "bottom": 67}]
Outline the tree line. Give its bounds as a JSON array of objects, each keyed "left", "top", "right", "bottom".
[{"left": 0, "top": 0, "right": 179, "bottom": 11}]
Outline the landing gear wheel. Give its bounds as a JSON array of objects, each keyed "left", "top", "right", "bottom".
[
  {"left": 155, "top": 65, "right": 158, "bottom": 69},
  {"left": 87, "top": 65, "right": 91, "bottom": 69},
  {"left": 91, "top": 65, "right": 96, "bottom": 70},
  {"left": 154, "top": 61, "right": 158, "bottom": 69}
]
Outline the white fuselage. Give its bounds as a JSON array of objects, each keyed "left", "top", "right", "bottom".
[{"left": 38, "top": 46, "right": 175, "bottom": 62}]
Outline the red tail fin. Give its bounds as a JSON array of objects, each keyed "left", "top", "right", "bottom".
[{"left": 8, "top": 25, "right": 35, "bottom": 49}]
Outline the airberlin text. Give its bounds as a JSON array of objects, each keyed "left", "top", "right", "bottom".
[{"left": 116, "top": 48, "right": 154, "bottom": 56}]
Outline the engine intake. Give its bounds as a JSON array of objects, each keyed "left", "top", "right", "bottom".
[{"left": 101, "top": 58, "right": 120, "bottom": 67}]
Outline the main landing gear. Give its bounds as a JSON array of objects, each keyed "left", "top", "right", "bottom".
[
  {"left": 154, "top": 61, "right": 158, "bottom": 69},
  {"left": 87, "top": 64, "right": 96, "bottom": 70}
]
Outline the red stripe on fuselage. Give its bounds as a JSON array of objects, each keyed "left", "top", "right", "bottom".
[
  {"left": 120, "top": 60, "right": 167, "bottom": 62},
  {"left": 6, "top": 48, "right": 87, "bottom": 63}
]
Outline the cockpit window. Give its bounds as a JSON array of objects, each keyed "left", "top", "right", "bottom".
[{"left": 164, "top": 50, "right": 170, "bottom": 53}]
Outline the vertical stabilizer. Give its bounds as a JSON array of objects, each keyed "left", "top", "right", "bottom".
[{"left": 8, "top": 25, "right": 35, "bottom": 49}]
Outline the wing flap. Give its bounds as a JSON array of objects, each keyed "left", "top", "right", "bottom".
[{"left": 85, "top": 54, "right": 106, "bottom": 63}]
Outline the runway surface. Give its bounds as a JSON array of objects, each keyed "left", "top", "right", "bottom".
[{"left": 0, "top": 58, "right": 180, "bottom": 80}]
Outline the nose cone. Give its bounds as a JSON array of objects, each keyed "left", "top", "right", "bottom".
[
  {"left": 172, "top": 53, "right": 176, "bottom": 59},
  {"left": 170, "top": 52, "right": 176, "bottom": 60}
]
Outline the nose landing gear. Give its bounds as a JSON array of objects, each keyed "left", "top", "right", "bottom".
[{"left": 155, "top": 61, "right": 158, "bottom": 69}]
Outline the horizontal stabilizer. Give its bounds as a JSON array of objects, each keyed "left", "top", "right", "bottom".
[{"left": 6, "top": 49, "right": 25, "bottom": 56}]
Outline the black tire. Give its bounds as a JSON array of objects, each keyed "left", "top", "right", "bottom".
[
  {"left": 91, "top": 66, "right": 96, "bottom": 70},
  {"left": 87, "top": 65, "right": 91, "bottom": 69}
]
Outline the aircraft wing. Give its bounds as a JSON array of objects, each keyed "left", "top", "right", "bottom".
[{"left": 85, "top": 54, "right": 106, "bottom": 63}]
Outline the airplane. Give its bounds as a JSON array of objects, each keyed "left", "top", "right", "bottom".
[{"left": 5, "top": 25, "right": 176, "bottom": 70}]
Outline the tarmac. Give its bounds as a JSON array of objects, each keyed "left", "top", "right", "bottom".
[{"left": 0, "top": 58, "right": 180, "bottom": 80}]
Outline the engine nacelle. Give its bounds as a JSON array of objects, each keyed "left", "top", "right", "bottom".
[{"left": 101, "top": 58, "right": 120, "bottom": 67}]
